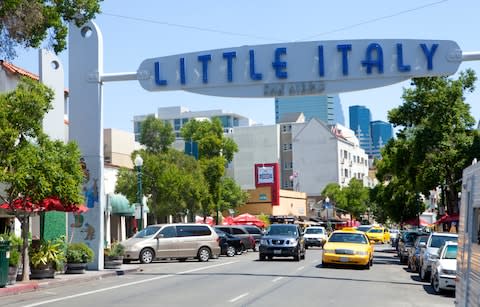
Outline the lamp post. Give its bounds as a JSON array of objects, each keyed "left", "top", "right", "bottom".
[{"left": 134, "top": 154, "right": 144, "bottom": 230}]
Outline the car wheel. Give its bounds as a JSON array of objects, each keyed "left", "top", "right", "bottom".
[
  {"left": 431, "top": 273, "right": 443, "bottom": 294},
  {"left": 226, "top": 246, "right": 236, "bottom": 257},
  {"left": 322, "top": 261, "right": 329, "bottom": 268},
  {"left": 197, "top": 247, "right": 211, "bottom": 262},
  {"left": 419, "top": 266, "right": 429, "bottom": 281},
  {"left": 139, "top": 248, "right": 155, "bottom": 264},
  {"left": 259, "top": 253, "right": 266, "bottom": 261},
  {"left": 236, "top": 245, "right": 244, "bottom": 255},
  {"left": 305, "top": 245, "right": 309, "bottom": 249},
  {"left": 294, "top": 249, "right": 301, "bottom": 261}
]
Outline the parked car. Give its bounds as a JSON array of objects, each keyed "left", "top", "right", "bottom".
[
  {"left": 390, "top": 229, "right": 400, "bottom": 247},
  {"left": 365, "top": 226, "right": 390, "bottom": 244},
  {"left": 430, "top": 241, "right": 457, "bottom": 294},
  {"left": 214, "top": 225, "right": 256, "bottom": 251},
  {"left": 322, "top": 229, "right": 374, "bottom": 269},
  {"left": 418, "top": 232, "right": 458, "bottom": 281},
  {"left": 397, "top": 230, "right": 428, "bottom": 264},
  {"left": 407, "top": 234, "right": 429, "bottom": 272},
  {"left": 239, "top": 225, "right": 264, "bottom": 247},
  {"left": 214, "top": 229, "right": 244, "bottom": 257},
  {"left": 122, "top": 224, "right": 221, "bottom": 264},
  {"left": 304, "top": 226, "right": 327, "bottom": 248},
  {"left": 259, "top": 224, "right": 306, "bottom": 261}
]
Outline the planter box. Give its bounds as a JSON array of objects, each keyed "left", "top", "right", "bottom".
[
  {"left": 30, "top": 264, "right": 55, "bottom": 279},
  {"left": 8, "top": 266, "right": 18, "bottom": 285},
  {"left": 65, "top": 263, "right": 87, "bottom": 274},
  {"left": 104, "top": 256, "right": 123, "bottom": 269}
]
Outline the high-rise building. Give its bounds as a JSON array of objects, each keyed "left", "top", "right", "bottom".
[
  {"left": 370, "top": 120, "right": 393, "bottom": 159},
  {"left": 349, "top": 105, "right": 372, "bottom": 155},
  {"left": 274, "top": 95, "right": 344, "bottom": 125}
]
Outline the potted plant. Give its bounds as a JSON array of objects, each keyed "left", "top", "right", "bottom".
[
  {"left": 29, "top": 239, "right": 65, "bottom": 279},
  {"left": 104, "top": 242, "right": 125, "bottom": 269},
  {"left": 65, "top": 242, "right": 94, "bottom": 274}
]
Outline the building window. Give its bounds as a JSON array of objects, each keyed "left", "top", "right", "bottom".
[
  {"left": 174, "top": 118, "right": 181, "bottom": 131},
  {"left": 289, "top": 143, "right": 292, "bottom": 150}
]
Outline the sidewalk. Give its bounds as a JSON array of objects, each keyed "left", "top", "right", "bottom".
[{"left": 0, "top": 264, "right": 139, "bottom": 297}]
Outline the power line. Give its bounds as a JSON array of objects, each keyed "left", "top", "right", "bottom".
[
  {"left": 101, "top": 12, "right": 283, "bottom": 42},
  {"left": 298, "top": 0, "right": 449, "bottom": 41},
  {"left": 103, "top": 1, "right": 448, "bottom": 44}
]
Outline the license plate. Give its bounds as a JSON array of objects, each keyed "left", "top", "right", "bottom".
[
  {"left": 274, "top": 250, "right": 282, "bottom": 255},
  {"left": 340, "top": 257, "right": 349, "bottom": 263}
]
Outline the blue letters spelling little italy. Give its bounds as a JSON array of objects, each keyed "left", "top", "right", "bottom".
[{"left": 153, "top": 42, "right": 439, "bottom": 86}]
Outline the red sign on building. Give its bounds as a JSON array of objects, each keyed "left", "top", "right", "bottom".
[{"left": 254, "top": 163, "right": 280, "bottom": 206}]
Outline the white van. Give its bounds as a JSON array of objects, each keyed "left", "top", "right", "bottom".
[{"left": 455, "top": 160, "right": 480, "bottom": 307}]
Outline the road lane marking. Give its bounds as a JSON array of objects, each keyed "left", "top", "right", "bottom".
[
  {"left": 23, "top": 261, "right": 238, "bottom": 307},
  {"left": 272, "top": 277, "right": 284, "bottom": 282},
  {"left": 229, "top": 292, "right": 249, "bottom": 303}
]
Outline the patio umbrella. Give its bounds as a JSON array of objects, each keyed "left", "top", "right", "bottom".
[
  {"left": 222, "top": 216, "right": 235, "bottom": 225},
  {"left": 233, "top": 213, "right": 265, "bottom": 228},
  {"left": 0, "top": 197, "right": 88, "bottom": 213},
  {"left": 195, "top": 215, "right": 214, "bottom": 226}
]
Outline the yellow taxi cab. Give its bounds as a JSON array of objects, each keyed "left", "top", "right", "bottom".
[
  {"left": 322, "top": 230, "right": 374, "bottom": 269},
  {"left": 365, "top": 227, "right": 390, "bottom": 244}
]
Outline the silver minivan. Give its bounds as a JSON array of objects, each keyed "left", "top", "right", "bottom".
[{"left": 122, "top": 224, "right": 221, "bottom": 264}]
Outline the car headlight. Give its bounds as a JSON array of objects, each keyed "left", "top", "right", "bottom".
[
  {"left": 285, "top": 239, "right": 298, "bottom": 246},
  {"left": 441, "top": 269, "right": 456, "bottom": 275},
  {"left": 355, "top": 251, "right": 368, "bottom": 255},
  {"left": 323, "top": 249, "right": 335, "bottom": 254},
  {"left": 260, "top": 239, "right": 268, "bottom": 245}
]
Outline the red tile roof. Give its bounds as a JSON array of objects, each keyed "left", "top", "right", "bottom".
[
  {"left": 1, "top": 60, "right": 69, "bottom": 94},
  {"left": 1, "top": 60, "right": 39, "bottom": 80}
]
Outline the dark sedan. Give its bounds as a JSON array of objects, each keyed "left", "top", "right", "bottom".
[{"left": 214, "top": 229, "right": 244, "bottom": 257}]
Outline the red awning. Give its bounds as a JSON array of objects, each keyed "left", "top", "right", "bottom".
[
  {"left": 434, "top": 213, "right": 459, "bottom": 224},
  {"left": 0, "top": 197, "right": 88, "bottom": 213}
]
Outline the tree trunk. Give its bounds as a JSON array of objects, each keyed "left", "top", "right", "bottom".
[{"left": 21, "top": 215, "right": 30, "bottom": 282}]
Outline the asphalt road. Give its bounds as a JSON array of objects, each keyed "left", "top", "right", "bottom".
[{"left": 2, "top": 245, "right": 455, "bottom": 307}]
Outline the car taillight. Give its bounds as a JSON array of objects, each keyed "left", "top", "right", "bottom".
[
  {"left": 216, "top": 237, "right": 221, "bottom": 245},
  {"left": 249, "top": 235, "right": 255, "bottom": 243}
]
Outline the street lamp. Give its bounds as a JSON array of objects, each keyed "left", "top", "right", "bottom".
[{"left": 134, "top": 154, "right": 144, "bottom": 230}]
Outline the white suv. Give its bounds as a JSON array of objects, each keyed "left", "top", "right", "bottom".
[{"left": 304, "top": 226, "right": 327, "bottom": 248}]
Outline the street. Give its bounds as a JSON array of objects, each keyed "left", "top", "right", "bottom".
[{"left": 2, "top": 245, "right": 454, "bottom": 307}]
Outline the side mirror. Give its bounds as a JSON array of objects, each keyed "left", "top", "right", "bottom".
[
  {"left": 156, "top": 234, "right": 164, "bottom": 239},
  {"left": 370, "top": 240, "right": 375, "bottom": 244},
  {"left": 419, "top": 242, "right": 426, "bottom": 248}
]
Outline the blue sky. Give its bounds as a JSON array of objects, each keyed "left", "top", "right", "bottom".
[{"left": 12, "top": 0, "right": 480, "bottom": 132}]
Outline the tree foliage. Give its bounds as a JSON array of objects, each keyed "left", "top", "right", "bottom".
[
  {"left": 321, "top": 179, "right": 369, "bottom": 220},
  {"left": 139, "top": 115, "right": 175, "bottom": 154},
  {"left": 0, "top": 0, "right": 102, "bottom": 59},
  {"left": 374, "top": 69, "right": 478, "bottom": 221},
  {"left": 0, "top": 77, "right": 84, "bottom": 281}
]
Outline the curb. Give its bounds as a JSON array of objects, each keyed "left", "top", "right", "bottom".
[{"left": 0, "top": 265, "right": 139, "bottom": 297}]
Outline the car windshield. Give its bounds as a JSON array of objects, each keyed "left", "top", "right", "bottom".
[
  {"left": 368, "top": 228, "right": 383, "bottom": 233},
  {"left": 356, "top": 226, "right": 372, "bottom": 232},
  {"left": 444, "top": 245, "right": 457, "bottom": 259},
  {"left": 133, "top": 226, "right": 161, "bottom": 238},
  {"left": 305, "top": 228, "right": 324, "bottom": 234},
  {"left": 431, "top": 235, "right": 458, "bottom": 248},
  {"left": 266, "top": 226, "right": 298, "bottom": 236},
  {"left": 328, "top": 233, "right": 368, "bottom": 244}
]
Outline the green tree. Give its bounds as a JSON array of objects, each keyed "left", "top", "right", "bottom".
[
  {"left": 0, "top": 0, "right": 102, "bottom": 59},
  {"left": 386, "top": 69, "right": 477, "bottom": 215},
  {"left": 0, "top": 78, "right": 84, "bottom": 281},
  {"left": 321, "top": 183, "right": 344, "bottom": 207},
  {"left": 218, "top": 177, "right": 249, "bottom": 214},
  {"left": 139, "top": 115, "right": 175, "bottom": 154},
  {"left": 181, "top": 118, "right": 238, "bottom": 162},
  {"left": 181, "top": 118, "right": 239, "bottom": 222},
  {"left": 341, "top": 179, "right": 369, "bottom": 220}
]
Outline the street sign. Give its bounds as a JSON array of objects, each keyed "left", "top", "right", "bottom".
[{"left": 138, "top": 39, "right": 462, "bottom": 97}]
